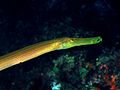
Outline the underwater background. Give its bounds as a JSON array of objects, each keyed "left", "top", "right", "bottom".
[{"left": 0, "top": 0, "right": 120, "bottom": 90}]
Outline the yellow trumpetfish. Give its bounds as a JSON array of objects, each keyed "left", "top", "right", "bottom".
[{"left": 0, "top": 36, "right": 102, "bottom": 71}]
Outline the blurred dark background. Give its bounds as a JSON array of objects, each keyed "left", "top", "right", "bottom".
[
  {"left": 0, "top": 0, "right": 119, "bottom": 48},
  {"left": 0, "top": 0, "right": 120, "bottom": 90}
]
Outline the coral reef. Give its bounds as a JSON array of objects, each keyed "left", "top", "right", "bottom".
[{"left": 0, "top": 0, "right": 120, "bottom": 90}]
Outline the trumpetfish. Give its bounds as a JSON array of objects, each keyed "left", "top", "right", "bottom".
[{"left": 0, "top": 36, "right": 102, "bottom": 71}]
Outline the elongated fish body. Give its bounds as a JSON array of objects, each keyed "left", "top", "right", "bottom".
[{"left": 0, "top": 36, "right": 102, "bottom": 71}]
